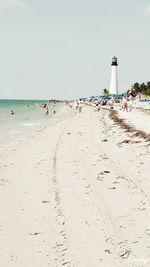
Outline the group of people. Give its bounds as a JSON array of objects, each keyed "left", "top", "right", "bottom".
[
  {"left": 67, "top": 100, "right": 83, "bottom": 113},
  {"left": 79, "top": 93, "right": 141, "bottom": 112},
  {"left": 88, "top": 93, "right": 142, "bottom": 112},
  {"left": 121, "top": 93, "right": 141, "bottom": 112},
  {"left": 10, "top": 103, "right": 56, "bottom": 117},
  {"left": 41, "top": 103, "right": 56, "bottom": 116}
]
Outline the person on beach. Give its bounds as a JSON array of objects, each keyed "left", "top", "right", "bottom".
[
  {"left": 108, "top": 96, "right": 115, "bottom": 109},
  {"left": 74, "top": 100, "right": 79, "bottom": 113},
  {"left": 78, "top": 101, "right": 83, "bottom": 113},
  {"left": 95, "top": 103, "right": 101, "bottom": 111},
  {"left": 11, "top": 110, "right": 15, "bottom": 115},
  {"left": 44, "top": 104, "right": 49, "bottom": 116},
  {"left": 135, "top": 93, "right": 141, "bottom": 108},
  {"left": 128, "top": 94, "right": 134, "bottom": 112},
  {"left": 45, "top": 106, "right": 49, "bottom": 116},
  {"left": 53, "top": 103, "right": 56, "bottom": 114},
  {"left": 122, "top": 95, "right": 128, "bottom": 112}
]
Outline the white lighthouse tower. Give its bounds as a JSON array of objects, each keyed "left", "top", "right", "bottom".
[{"left": 109, "top": 56, "right": 118, "bottom": 95}]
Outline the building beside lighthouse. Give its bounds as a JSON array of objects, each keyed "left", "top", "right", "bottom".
[{"left": 109, "top": 56, "right": 118, "bottom": 95}]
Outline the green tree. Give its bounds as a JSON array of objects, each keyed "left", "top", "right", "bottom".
[
  {"left": 131, "top": 82, "right": 140, "bottom": 94},
  {"left": 140, "top": 82, "right": 146, "bottom": 93},
  {"left": 103, "top": 88, "right": 109, "bottom": 96},
  {"left": 145, "top": 81, "right": 150, "bottom": 96},
  {"left": 129, "top": 81, "right": 150, "bottom": 96}
]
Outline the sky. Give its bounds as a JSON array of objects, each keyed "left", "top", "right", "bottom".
[{"left": 0, "top": 0, "right": 150, "bottom": 100}]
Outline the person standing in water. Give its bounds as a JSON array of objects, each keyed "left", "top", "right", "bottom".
[
  {"left": 43, "top": 104, "right": 49, "bottom": 116},
  {"left": 53, "top": 103, "right": 56, "bottom": 114},
  {"left": 45, "top": 105, "right": 49, "bottom": 116},
  {"left": 11, "top": 110, "right": 15, "bottom": 115}
]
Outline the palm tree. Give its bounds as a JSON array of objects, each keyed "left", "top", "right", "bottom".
[
  {"left": 129, "top": 81, "right": 150, "bottom": 96},
  {"left": 103, "top": 88, "right": 109, "bottom": 96},
  {"left": 131, "top": 82, "right": 140, "bottom": 94}
]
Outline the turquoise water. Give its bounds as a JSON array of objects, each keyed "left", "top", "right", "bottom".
[
  {"left": 0, "top": 99, "right": 55, "bottom": 122},
  {"left": 0, "top": 99, "right": 70, "bottom": 145}
]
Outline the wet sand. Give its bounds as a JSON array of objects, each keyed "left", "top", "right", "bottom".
[{"left": 0, "top": 106, "right": 150, "bottom": 266}]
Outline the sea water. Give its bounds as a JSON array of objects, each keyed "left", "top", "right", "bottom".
[{"left": 0, "top": 99, "right": 70, "bottom": 146}]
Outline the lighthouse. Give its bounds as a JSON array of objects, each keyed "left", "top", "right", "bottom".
[{"left": 109, "top": 56, "right": 118, "bottom": 95}]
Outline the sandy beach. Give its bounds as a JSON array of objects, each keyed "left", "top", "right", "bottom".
[{"left": 0, "top": 106, "right": 150, "bottom": 267}]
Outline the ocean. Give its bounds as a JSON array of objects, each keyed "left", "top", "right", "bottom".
[{"left": 0, "top": 99, "right": 70, "bottom": 145}]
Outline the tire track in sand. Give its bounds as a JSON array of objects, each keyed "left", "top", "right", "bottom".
[
  {"left": 79, "top": 126, "right": 131, "bottom": 267},
  {"left": 52, "top": 121, "right": 74, "bottom": 267},
  {"left": 57, "top": 112, "right": 131, "bottom": 267}
]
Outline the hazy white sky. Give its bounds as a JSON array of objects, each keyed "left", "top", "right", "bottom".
[{"left": 0, "top": 0, "right": 150, "bottom": 99}]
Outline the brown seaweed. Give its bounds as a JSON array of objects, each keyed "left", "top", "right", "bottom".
[{"left": 109, "top": 110, "right": 150, "bottom": 142}]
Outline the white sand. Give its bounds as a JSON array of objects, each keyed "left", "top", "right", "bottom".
[
  {"left": 118, "top": 108, "right": 150, "bottom": 134},
  {"left": 0, "top": 106, "right": 150, "bottom": 267}
]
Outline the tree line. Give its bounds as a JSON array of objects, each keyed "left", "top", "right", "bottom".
[
  {"left": 103, "top": 81, "right": 150, "bottom": 96},
  {"left": 127, "top": 81, "right": 150, "bottom": 96}
]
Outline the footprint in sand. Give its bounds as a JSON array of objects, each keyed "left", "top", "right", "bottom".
[
  {"left": 102, "top": 139, "right": 108, "bottom": 142},
  {"left": 29, "top": 232, "right": 43, "bottom": 236},
  {"left": 113, "top": 181, "right": 120, "bottom": 184},
  {"left": 85, "top": 184, "right": 91, "bottom": 189},
  {"left": 97, "top": 176, "right": 103, "bottom": 181},
  {"left": 102, "top": 157, "right": 109, "bottom": 160},
  {"left": 104, "top": 170, "right": 110, "bottom": 173},
  {"left": 104, "top": 249, "right": 111, "bottom": 254},
  {"left": 108, "top": 187, "right": 116, "bottom": 190}
]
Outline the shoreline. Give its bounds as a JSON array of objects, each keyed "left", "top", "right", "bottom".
[{"left": 0, "top": 102, "right": 73, "bottom": 147}]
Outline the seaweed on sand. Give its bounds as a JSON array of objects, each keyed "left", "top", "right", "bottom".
[{"left": 109, "top": 110, "right": 150, "bottom": 142}]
